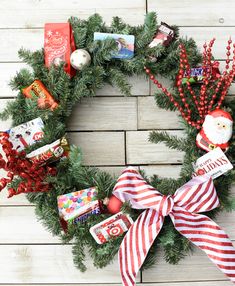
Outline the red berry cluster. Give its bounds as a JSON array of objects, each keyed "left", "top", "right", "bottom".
[
  {"left": 145, "top": 38, "right": 235, "bottom": 129},
  {"left": 0, "top": 132, "right": 57, "bottom": 198}
]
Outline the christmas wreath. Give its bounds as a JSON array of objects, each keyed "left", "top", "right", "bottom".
[{"left": 1, "top": 12, "right": 235, "bottom": 285}]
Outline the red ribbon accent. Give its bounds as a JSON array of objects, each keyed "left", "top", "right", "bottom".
[{"left": 113, "top": 167, "right": 235, "bottom": 286}]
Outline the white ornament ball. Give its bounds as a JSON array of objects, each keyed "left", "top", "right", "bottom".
[{"left": 70, "top": 49, "right": 91, "bottom": 70}]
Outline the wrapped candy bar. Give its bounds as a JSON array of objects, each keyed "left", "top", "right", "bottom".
[
  {"left": 26, "top": 137, "right": 69, "bottom": 165},
  {"left": 22, "top": 80, "right": 58, "bottom": 110},
  {"left": 181, "top": 62, "right": 221, "bottom": 84},
  {"left": 57, "top": 187, "right": 101, "bottom": 230},
  {"left": 149, "top": 22, "right": 174, "bottom": 48},
  {"left": 7, "top": 117, "right": 44, "bottom": 152},
  {"left": 44, "top": 23, "right": 76, "bottom": 77},
  {"left": 182, "top": 67, "right": 211, "bottom": 84}
]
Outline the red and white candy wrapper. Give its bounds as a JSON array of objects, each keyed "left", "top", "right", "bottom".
[
  {"left": 44, "top": 23, "right": 76, "bottom": 77},
  {"left": 149, "top": 22, "right": 174, "bottom": 48},
  {"left": 26, "top": 137, "right": 69, "bottom": 165},
  {"left": 57, "top": 187, "right": 101, "bottom": 231},
  {"left": 90, "top": 212, "right": 133, "bottom": 244},
  {"left": 22, "top": 79, "right": 58, "bottom": 110},
  {"left": 113, "top": 167, "right": 235, "bottom": 286},
  {"left": 7, "top": 117, "right": 44, "bottom": 152}
]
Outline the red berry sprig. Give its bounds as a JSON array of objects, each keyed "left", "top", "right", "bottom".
[
  {"left": 145, "top": 38, "right": 235, "bottom": 130},
  {"left": 0, "top": 132, "right": 57, "bottom": 198},
  {"left": 216, "top": 40, "right": 235, "bottom": 109}
]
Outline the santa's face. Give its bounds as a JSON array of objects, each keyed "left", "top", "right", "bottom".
[{"left": 203, "top": 114, "right": 233, "bottom": 144}]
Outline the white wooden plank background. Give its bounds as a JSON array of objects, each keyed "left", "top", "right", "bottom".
[{"left": 0, "top": 1, "right": 234, "bottom": 285}]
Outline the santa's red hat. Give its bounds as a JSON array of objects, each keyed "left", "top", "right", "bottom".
[{"left": 207, "top": 109, "right": 233, "bottom": 121}]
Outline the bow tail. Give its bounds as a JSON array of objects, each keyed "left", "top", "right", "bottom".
[
  {"left": 171, "top": 207, "right": 235, "bottom": 283},
  {"left": 119, "top": 209, "right": 164, "bottom": 286}
]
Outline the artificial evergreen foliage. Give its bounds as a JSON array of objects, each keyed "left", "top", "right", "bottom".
[{"left": 1, "top": 12, "right": 235, "bottom": 273}]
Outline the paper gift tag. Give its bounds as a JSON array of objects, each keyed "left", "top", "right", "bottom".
[
  {"left": 192, "top": 147, "right": 233, "bottom": 179},
  {"left": 90, "top": 212, "right": 133, "bottom": 244}
]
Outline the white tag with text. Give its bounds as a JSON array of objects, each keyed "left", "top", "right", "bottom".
[{"left": 192, "top": 147, "right": 233, "bottom": 179}]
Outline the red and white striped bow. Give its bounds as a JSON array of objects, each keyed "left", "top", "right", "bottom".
[{"left": 113, "top": 167, "right": 235, "bottom": 286}]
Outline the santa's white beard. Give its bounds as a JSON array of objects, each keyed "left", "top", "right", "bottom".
[{"left": 202, "top": 115, "right": 232, "bottom": 144}]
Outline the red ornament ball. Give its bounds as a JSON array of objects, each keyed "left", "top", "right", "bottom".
[{"left": 107, "top": 195, "right": 123, "bottom": 214}]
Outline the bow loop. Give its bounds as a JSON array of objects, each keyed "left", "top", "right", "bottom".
[
  {"left": 159, "top": 195, "right": 174, "bottom": 216},
  {"left": 173, "top": 175, "right": 219, "bottom": 213},
  {"left": 113, "top": 167, "right": 164, "bottom": 211}
]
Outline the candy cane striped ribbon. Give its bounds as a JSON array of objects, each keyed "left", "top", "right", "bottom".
[{"left": 113, "top": 167, "right": 235, "bottom": 286}]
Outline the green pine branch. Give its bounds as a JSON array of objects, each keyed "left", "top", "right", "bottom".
[
  {"left": 135, "top": 12, "right": 158, "bottom": 49},
  {"left": 149, "top": 131, "right": 188, "bottom": 152},
  {"left": 108, "top": 67, "right": 132, "bottom": 96}
]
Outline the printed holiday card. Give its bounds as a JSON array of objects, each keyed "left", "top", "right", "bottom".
[{"left": 192, "top": 147, "right": 233, "bottom": 179}]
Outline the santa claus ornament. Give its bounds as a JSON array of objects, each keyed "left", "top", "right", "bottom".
[{"left": 196, "top": 109, "right": 233, "bottom": 152}]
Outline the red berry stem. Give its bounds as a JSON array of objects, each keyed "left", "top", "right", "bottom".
[
  {"left": 0, "top": 132, "right": 57, "bottom": 198},
  {"left": 145, "top": 38, "right": 235, "bottom": 130}
]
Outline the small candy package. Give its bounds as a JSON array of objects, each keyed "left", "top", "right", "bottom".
[
  {"left": 90, "top": 212, "right": 133, "bottom": 244},
  {"left": 149, "top": 22, "right": 174, "bottom": 48},
  {"left": 7, "top": 117, "right": 44, "bottom": 152},
  {"left": 26, "top": 137, "right": 70, "bottom": 165},
  {"left": 181, "top": 63, "right": 221, "bottom": 84},
  {"left": 22, "top": 80, "right": 58, "bottom": 110},
  {"left": 44, "top": 23, "right": 76, "bottom": 77},
  {"left": 182, "top": 67, "right": 211, "bottom": 84},
  {"left": 57, "top": 187, "right": 101, "bottom": 231}
]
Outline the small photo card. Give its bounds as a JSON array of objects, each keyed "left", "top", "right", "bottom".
[{"left": 94, "top": 32, "right": 135, "bottom": 59}]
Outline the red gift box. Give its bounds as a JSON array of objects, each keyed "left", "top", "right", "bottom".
[{"left": 44, "top": 23, "right": 76, "bottom": 77}]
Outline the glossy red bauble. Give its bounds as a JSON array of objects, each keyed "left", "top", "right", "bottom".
[{"left": 107, "top": 195, "right": 123, "bottom": 214}]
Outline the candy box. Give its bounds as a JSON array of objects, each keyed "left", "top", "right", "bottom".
[
  {"left": 44, "top": 23, "right": 76, "bottom": 77},
  {"left": 57, "top": 187, "right": 101, "bottom": 230},
  {"left": 7, "top": 117, "right": 44, "bottom": 152},
  {"left": 26, "top": 137, "right": 69, "bottom": 166},
  {"left": 22, "top": 79, "right": 58, "bottom": 110}
]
